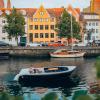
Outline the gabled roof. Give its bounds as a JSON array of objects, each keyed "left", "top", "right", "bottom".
[
  {"left": 0, "top": 6, "right": 80, "bottom": 19},
  {"left": 47, "top": 8, "right": 64, "bottom": 17}
]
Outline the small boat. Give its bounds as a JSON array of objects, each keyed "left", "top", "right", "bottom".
[
  {"left": 14, "top": 66, "right": 76, "bottom": 86},
  {"left": 50, "top": 49, "right": 86, "bottom": 58}
]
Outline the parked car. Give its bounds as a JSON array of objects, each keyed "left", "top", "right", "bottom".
[
  {"left": 94, "top": 40, "right": 100, "bottom": 46},
  {"left": 41, "top": 43, "right": 48, "bottom": 46},
  {"left": 48, "top": 42, "right": 65, "bottom": 47},
  {"left": 73, "top": 42, "right": 86, "bottom": 46},
  {"left": 87, "top": 40, "right": 100, "bottom": 46},
  {"left": 0, "top": 41, "right": 9, "bottom": 47},
  {"left": 27, "top": 42, "right": 42, "bottom": 47}
]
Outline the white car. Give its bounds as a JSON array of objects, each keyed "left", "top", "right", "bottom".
[
  {"left": 73, "top": 42, "right": 86, "bottom": 46},
  {"left": 27, "top": 43, "right": 42, "bottom": 47}
]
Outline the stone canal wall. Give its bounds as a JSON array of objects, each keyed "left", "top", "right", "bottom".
[{"left": 0, "top": 46, "right": 100, "bottom": 57}]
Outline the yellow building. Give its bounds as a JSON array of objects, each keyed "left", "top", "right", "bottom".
[
  {"left": 27, "top": 5, "right": 80, "bottom": 44},
  {"left": 28, "top": 5, "right": 57, "bottom": 43}
]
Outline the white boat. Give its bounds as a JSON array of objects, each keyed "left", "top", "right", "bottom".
[
  {"left": 50, "top": 49, "right": 86, "bottom": 58},
  {"left": 50, "top": 12, "right": 86, "bottom": 58},
  {"left": 14, "top": 66, "right": 76, "bottom": 86}
]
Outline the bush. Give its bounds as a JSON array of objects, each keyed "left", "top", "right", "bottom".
[{"left": 95, "top": 57, "right": 100, "bottom": 78}]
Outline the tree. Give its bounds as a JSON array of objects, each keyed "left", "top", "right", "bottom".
[
  {"left": 56, "top": 9, "right": 81, "bottom": 41},
  {"left": 4, "top": 8, "right": 26, "bottom": 45}
]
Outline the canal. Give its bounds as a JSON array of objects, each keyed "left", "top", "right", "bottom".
[{"left": 0, "top": 57, "right": 97, "bottom": 100}]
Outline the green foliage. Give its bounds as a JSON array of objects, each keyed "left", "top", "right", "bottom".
[
  {"left": 56, "top": 9, "right": 81, "bottom": 40},
  {"left": 72, "top": 90, "right": 88, "bottom": 100},
  {"left": 0, "top": 92, "right": 24, "bottom": 100},
  {"left": 11, "top": 96, "right": 24, "bottom": 100},
  {"left": 76, "top": 95, "right": 93, "bottom": 100},
  {"left": 95, "top": 57, "right": 100, "bottom": 78},
  {"left": 95, "top": 94, "right": 100, "bottom": 100},
  {"left": 42, "top": 92, "right": 59, "bottom": 100},
  {"left": 4, "top": 7, "right": 26, "bottom": 45},
  {"left": 42, "top": 92, "right": 67, "bottom": 100},
  {"left": 0, "top": 92, "right": 10, "bottom": 100}
]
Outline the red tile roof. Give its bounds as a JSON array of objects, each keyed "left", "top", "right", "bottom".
[{"left": 0, "top": 7, "right": 80, "bottom": 19}]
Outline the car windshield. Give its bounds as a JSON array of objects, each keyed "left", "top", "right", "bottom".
[{"left": 0, "top": 41, "right": 7, "bottom": 44}]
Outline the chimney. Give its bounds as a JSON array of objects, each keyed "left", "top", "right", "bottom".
[
  {"left": 7, "top": 0, "right": 11, "bottom": 8},
  {"left": 0, "top": 0, "right": 4, "bottom": 8}
]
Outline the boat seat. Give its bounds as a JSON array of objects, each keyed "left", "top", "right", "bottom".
[
  {"left": 29, "top": 68, "right": 44, "bottom": 74},
  {"left": 48, "top": 68, "right": 58, "bottom": 71}
]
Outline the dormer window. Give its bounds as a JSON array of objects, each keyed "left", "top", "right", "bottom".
[{"left": 40, "top": 12, "right": 44, "bottom": 16}]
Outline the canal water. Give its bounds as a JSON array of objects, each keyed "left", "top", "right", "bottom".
[{"left": 0, "top": 57, "right": 97, "bottom": 100}]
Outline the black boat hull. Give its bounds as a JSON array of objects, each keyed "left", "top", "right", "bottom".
[{"left": 18, "top": 71, "right": 73, "bottom": 87}]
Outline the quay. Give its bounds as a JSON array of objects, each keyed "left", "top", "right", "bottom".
[{"left": 0, "top": 46, "right": 100, "bottom": 58}]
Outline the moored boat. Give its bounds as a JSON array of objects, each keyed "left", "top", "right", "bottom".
[
  {"left": 14, "top": 66, "right": 76, "bottom": 86},
  {"left": 50, "top": 49, "right": 86, "bottom": 58}
]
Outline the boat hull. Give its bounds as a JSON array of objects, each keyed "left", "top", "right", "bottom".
[
  {"left": 18, "top": 70, "right": 73, "bottom": 87},
  {"left": 50, "top": 52, "right": 85, "bottom": 58}
]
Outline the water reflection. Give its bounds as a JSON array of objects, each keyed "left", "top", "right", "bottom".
[
  {"left": 6, "top": 76, "right": 81, "bottom": 99},
  {"left": 0, "top": 57, "right": 97, "bottom": 99}
]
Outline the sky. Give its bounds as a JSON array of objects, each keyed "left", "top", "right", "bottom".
[{"left": 4, "top": 0, "right": 90, "bottom": 10}]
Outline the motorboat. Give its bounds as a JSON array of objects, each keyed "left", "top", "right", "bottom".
[
  {"left": 14, "top": 66, "right": 76, "bottom": 86},
  {"left": 50, "top": 49, "right": 86, "bottom": 58}
]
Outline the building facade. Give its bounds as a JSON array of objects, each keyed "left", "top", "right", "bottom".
[
  {"left": 84, "top": 0, "right": 100, "bottom": 14},
  {"left": 28, "top": 5, "right": 57, "bottom": 43},
  {"left": 82, "top": 13, "right": 100, "bottom": 45},
  {"left": 0, "top": 0, "right": 81, "bottom": 45},
  {"left": 27, "top": 5, "right": 80, "bottom": 44}
]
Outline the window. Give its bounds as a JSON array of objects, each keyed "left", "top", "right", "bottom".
[
  {"left": 92, "top": 29, "right": 95, "bottom": 33},
  {"left": 96, "top": 29, "right": 98, "bottom": 33},
  {"left": 29, "top": 25, "right": 33, "bottom": 30},
  {"left": 50, "top": 40, "right": 54, "bottom": 42},
  {"left": 92, "top": 22, "right": 95, "bottom": 26},
  {"left": 29, "top": 33, "right": 33, "bottom": 42},
  {"left": 85, "top": 36, "right": 87, "bottom": 40},
  {"left": 92, "top": 36, "right": 95, "bottom": 40},
  {"left": 51, "top": 33, "right": 54, "bottom": 38},
  {"left": 40, "top": 12, "right": 44, "bottom": 16},
  {"left": 96, "top": 22, "right": 98, "bottom": 26},
  {"left": 2, "top": 20, "right": 5, "bottom": 23},
  {"left": 89, "top": 23, "right": 91, "bottom": 26},
  {"left": 45, "top": 25, "right": 49, "bottom": 30},
  {"left": 35, "top": 25, "right": 38, "bottom": 30},
  {"left": 34, "top": 18, "right": 38, "bottom": 22},
  {"left": 40, "top": 25, "right": 43, "bottom": 30},
  {"left": 40, "top": 18, "right": 44, "bottom": 22},
  {"left": 45, "top": 18, "right": 49, "bottom": 22},
  {"left": 34, "top": 33, "right": 38, "bottom": 38},
  {"left": 45, "top": 33, "right": 49, "bottom": 38},
  {"left": 40, "top": 33, "right": 44, "bottom": 38},
  {"left": 2, "top": 37, "right": 5, "bottom": 40},
  {"left": 2, "top": 28, "right": 6, "bottom": 33},
  {"left": 51, "top": 25, "right": 54, "bottom": 30}
]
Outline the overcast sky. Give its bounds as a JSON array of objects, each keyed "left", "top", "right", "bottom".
[{"left": 4, "top": 0, "right": 90, "bottom": 10}]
